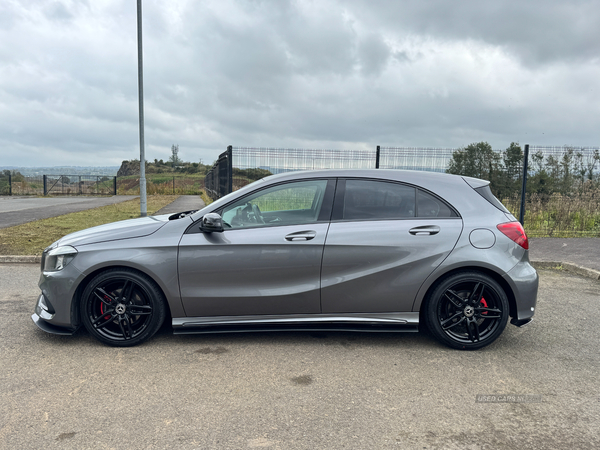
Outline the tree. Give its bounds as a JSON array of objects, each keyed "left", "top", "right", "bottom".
[
  {"left": 447, "top": 142, "right": 502, "bottom": 181},
  {"left": 169, "top": 144, "right": 181, "bottom": 166}
]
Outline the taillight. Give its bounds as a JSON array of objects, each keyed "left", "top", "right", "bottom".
[{"left": 497, "top": 222, "right": 529, "bottom": 250}]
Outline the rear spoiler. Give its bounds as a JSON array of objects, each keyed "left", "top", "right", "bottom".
[{"left": 462, "top": 176, "right": 490, "bottom": 189}]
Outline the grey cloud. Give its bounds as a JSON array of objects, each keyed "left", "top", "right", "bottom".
[
  {"left": 346, "top": 0, "right": 600, "bottom": 65},
  {"left": 43, "top": 1, "right": 74, "bottom": 22},
  {"left": 1, "top": 0, "right": 599, "bottom": 168},
  {"left": 357, "top": 33, "right": 391, "bottom": 75}
]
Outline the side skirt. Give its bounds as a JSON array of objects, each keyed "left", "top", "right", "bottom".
[{"left": 172, "top": 312, "right": 419, "bottom": 335}]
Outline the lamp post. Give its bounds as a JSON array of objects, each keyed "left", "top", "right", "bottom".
[{"left": 136, "top": 0, "right": 147, "bottom": 217}]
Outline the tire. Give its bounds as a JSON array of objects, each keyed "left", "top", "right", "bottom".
[
  {"left": 424, "top": 271, "right": 509, "bottom": 350},
  {"left": 80, "top": 269, "right": 166, "bottom": 347}
]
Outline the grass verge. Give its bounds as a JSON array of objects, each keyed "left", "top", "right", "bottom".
[{"left": 0, "top": 196, "right": 178, "bottom": 256}]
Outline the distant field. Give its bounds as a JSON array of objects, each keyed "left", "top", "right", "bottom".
[{"left": 0, "top": 196, "right": 177, "bottom": 256}]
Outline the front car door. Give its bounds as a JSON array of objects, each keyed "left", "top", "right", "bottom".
[
  {"left": 178, "top": 179, "right": 335, "bottom": 317},
  {"left": 321, "top": 178, "right": 463, "bottom": 313}
]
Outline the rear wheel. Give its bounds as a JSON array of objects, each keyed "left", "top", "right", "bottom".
[
  {"left": 424, "top": 272, "right": 509, "bottom": 350},
  {"left": 80, "top": 269, "right": 166, "bottom": 347}
]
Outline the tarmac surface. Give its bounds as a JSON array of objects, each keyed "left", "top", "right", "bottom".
[
  {"left": 1, "top": 265, "right": 599, "bottom": 449},
  {"left": 529, "top": 237, "right": 600, "bottom": 272},
  {"left": 0, "top": 195, "right": 206, "bottom": 229},
  {"left": 153, "top": 195, "right": 206, "bottom": 215},
  {"left": 0, "top": 195, "right": 138, "bottom": 229}
]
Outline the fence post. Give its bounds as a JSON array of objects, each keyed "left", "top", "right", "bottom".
[
  {"left": 113, "top": 177, "right": 117, "bottom": 195},
  {"left": 376, "top": 146, "right": 380, "bottom": 169},
  {"left": 227, "top": 145, "right": 233, "bottom": 194},
  {"left": 8, "top": 173, "right": 11, "bottom": 196},
  {"left": 43, "top": 175, "right": 47, "bottom": 196},
  {"left": 519, "top": 144, "right": 530, "bottom": 226},
  {"left": 79, "top": 176, "right": 82, "bottom": 195}
]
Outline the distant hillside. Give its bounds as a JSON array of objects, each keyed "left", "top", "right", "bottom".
[
  {"left": 0, "top": 166, "right": 119, "bottom": 176},
  {"left": 117, "top": 159, "right": 212, "bottom": 177}
]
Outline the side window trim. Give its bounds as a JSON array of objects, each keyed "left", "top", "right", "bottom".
[
  {"left": 219, "top": 178, "right": 336, "bottom": 230},
  {"left": 331, "top": 179, "right": 346, "bottom": 221},
  {"left": 331, "top": 178, "right": 460, "bottom": 222}
]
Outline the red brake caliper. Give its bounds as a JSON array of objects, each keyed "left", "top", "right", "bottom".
[
  {"left": 480, "top": 297, "right": 488, "bottom": 315},
  {"left": 100, "top": 295, "right": 112, "bottom": 319}
]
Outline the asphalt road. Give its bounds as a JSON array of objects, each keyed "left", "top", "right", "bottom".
[
  {"left": 0, "top": 196, "right": 138, "bottom": 229},
  {"left": 1, "top": 266, "right": 599, "bottom": 450}
]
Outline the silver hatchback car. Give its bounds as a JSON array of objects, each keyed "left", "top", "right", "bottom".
[{"left": 32, "top": 169, "right": 538, "bottom": 350}]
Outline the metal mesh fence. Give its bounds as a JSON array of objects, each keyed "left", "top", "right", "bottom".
[
  {"left": 116, "top": 176, "right": 205, "bottom": 195},
  {"left": 228, "top": 147, "right": 376, "bottom": 195},
  {"left": 44, "top": 175, "right": 116, "bottom": 195},
  {"left": 503, "top": 190, "right": 600, "bottom": 237},
  {"left": 203, "top": 145, "right": 600, "bottom": 236},
  {"left": 378, "top": 147, "right": 455, "bottom": 172},
  {"left": 232, "top": 147, "right": 376, "bottom": 172},
  {"left": 0, "top": 175, "right": 116, "bottom": 196}
]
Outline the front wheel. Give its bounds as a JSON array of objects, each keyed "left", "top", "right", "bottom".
[
  {"left": 80, "top": 269, "right": 166, "bottom": 347},
  {"left": 424, "top": 272, "right": 509, "bottom": 350}
]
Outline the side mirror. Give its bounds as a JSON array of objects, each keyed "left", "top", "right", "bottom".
[{"left": 200, "top": 213, "right": 224, "bottom": 233}]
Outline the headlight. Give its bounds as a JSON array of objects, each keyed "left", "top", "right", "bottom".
[{"left": 43, "top": 246, "right": 78, "bottom": 272}]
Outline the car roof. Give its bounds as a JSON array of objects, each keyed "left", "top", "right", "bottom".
[{"left": 260, "top": 169, "right": 488, "bottom": 188}]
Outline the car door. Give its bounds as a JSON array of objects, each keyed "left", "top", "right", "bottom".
[
  {"left": 321, "top": 178, "right": 463, "bottom": 313},
  {"left": 178, "top": 179, "right": 335, "bottom": 317}
]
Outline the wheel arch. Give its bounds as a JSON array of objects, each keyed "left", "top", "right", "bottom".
[
  {"left": 71, "top": 264, "right": 172, "bottom": 330},
  {"left": 416, "top": 265, "right": 517, "bottom": 320}
]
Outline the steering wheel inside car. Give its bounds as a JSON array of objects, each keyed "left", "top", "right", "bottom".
[{"left": 252, "top": 204, "right": 265, "bottom": 224}]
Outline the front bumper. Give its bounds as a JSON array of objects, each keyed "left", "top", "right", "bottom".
[
  {"left": 32, "top": 293, "right": 77, "bottom": 335},
  {"left": 31, "top": 313, "right": 76, "bottom": 336}
]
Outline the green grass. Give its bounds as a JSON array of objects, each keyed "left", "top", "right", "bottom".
[
  {"left": 0, "top": 196, "right": 178, "bottom": 256},
  {"left": 503, "top": 192, "right": 600, "bottom": 237},
  {"left": 117, "top": 174, "right": 206, "bottom": 195}
]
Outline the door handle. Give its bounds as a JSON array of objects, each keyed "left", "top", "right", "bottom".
[
  {"left": 409, "top": 225, "right": 440, "bottom": 236},
  {"left": 285, "top": 231, "right": 317, "bottom": 241}
]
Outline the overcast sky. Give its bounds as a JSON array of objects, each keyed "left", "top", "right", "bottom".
[{"left": 1, "top": 0, "right": 599, "bottom": 167}]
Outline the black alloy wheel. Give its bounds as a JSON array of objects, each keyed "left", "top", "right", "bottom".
[
  {"left": 425, "top": 272, "right": 509, "bottom": 350},
  {"left": 81, "top": 269, "right": 166, "bottom": 347}
]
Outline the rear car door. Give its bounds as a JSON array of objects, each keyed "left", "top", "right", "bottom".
[
  {"left": 178, "top": 179, "right": 335, "bottom": 317},
  {"left": 321, "top": 178, "right": 463, "bottom": 313}
]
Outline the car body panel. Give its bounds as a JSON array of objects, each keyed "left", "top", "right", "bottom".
[
  {"left": 321, "top": 218, "right": 463, "bottom": 313},
  {"left": 172, "top": 312, "right": 420, "bottom": 334},
  {"left": 178, "top": 223, "right": 330, "bottom": 316},
  {"left": 57, "top": 215, "right": 170, "bottom": 247}
]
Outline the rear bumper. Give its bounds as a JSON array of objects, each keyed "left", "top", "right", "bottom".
[
  {"left": 510, "top": 317, "right": 533, "bottom": 327},
  {"left": 504, "top": 260, "right": 539, "bottom": 324}
]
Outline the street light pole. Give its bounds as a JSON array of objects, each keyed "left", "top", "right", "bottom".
[{"left": 136, "top": 0, "right": 147, "bottom": 217}]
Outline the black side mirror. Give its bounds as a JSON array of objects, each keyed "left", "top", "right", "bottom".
[{"left": 199, "top": 213, "right": 224, "bottom": 233}]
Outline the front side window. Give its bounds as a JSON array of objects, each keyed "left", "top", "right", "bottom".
[{"left": 222, "top": 180, "right": 329, "bottom": 229}]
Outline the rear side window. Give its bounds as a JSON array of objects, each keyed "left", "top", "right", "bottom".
[
  {"left": 474, "top": 185, "right": 509, "bottom": 213},
  {"left": 417, "top": 190, "right": 458, "bottom": 218},
  {"left": 340, "top": 179, "right": 459, "bottom": 220},
  {"left": 343, "top": 180, "right": 415, "bottom": 220}
]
